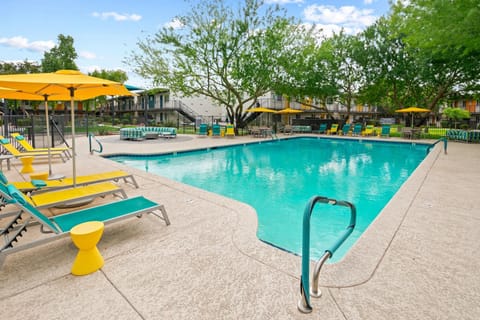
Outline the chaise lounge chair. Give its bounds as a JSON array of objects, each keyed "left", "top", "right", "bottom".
[
  {"left": 0, "top": 183, "right": 170, "bottom": 263},
  {"left": 211, "top": 124, "right": 221, "bottom": 137},
  {"left": 362, "top": 125, "right": 375, "bottom": 136},
  {"left": 225, "top": 124, "right": 235, "bottom": 137},
  {"left": 11, "top": 133, "right": 71, "bottom": 158},
  {"left": 198, "top": 124, "right": 208, "bottom": 137},
  {"left": 1, "top": 170, "right": 139, "bottom": 193},
  {"left": 327, "top": 124, "right": 339, "bottom": 135},
  {"left": 381, "top": 125, "right": 391, "bottom": 138},
  {"left": 352, "top": 124, "right": 363, "bottom": 136},
  {"left": 0, "top": 181, "right": 127, "bottom": 210},
  {"left": 0, "top": 138, "right": 68, "bottom": 162},
  {"left": 316, "top": 123, "right": 328, "bottom": 134},
  {"left": 340, "top": 124, "right": 351, "bottom": 136}
]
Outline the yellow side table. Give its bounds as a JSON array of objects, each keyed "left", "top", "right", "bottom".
[
  {"left": 70, "top": 221, "right": 105, "bottom": 276},
  {"left": 20, "top": 156, "right": 34, "bottom": 173}
]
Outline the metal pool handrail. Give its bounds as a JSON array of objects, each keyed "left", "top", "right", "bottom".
[
  {"left": 298, "top": 196, "right": 356, "bottom": 314},
  {"left": 88, "top": 133, "right": 103, "bottom": 155}
]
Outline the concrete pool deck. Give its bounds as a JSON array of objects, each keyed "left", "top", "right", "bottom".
[{"left": 0, "top": 133, "right": 479, "bottom": 319}]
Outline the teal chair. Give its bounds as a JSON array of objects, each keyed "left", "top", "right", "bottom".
[
  {"left": 381, "top": 125, "right": 391, "bottom": 137},
  {"left": 0, "top": 183, "right": 170, "bottom": 257},
  {"left": 352, "top": 124, "right": 363, "bottom": 136},
  {"left": 341, "top": 124, "right": 351, "bottom": 135},
  {"left": 198, "top": 124, "right": 208, "bottom": 136},
  {"left": 212, "top": 124, "right": 221, "bottom": 137},
  {"left": 317, "top": 123, "right": 327, "bottom": 134}
]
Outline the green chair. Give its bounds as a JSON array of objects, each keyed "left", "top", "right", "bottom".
[{"left": 0, "top": 183, "right": 170, "bottom": 259}]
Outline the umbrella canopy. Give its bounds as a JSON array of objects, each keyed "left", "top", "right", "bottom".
[
  {"left": 246, "top": 107, "right": 276, "bottom": 113},
  {"left": 275, "top": 107, "right": 303, "bottom": 114},
  {"left": 0, "top": 70, "right": 134, "bottom": 186},
  {"left": 395, "top": 107, "right": 430, "bottom": 128},
  {"left": 395, "top": 107, "right": 430, "bottom": 113}
]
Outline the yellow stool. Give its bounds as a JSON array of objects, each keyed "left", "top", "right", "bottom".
[
  {"left": 30, "top": 172, "right": 49, "bottom": 181},
  {"left": 20, "top": 156, "right": 34, "bottom": 173},
  {"left": 70, "top": 221, "right": 105, "bottom": 276}
]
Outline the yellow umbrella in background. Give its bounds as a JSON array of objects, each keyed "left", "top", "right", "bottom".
[
  {"left": 246, "top": 107, "right": 276, "bottom": 113},
  {"left": 395, "top": 106, "right": 430, "bottom": 128},
  {"left": 0, "top": 70, "right": 134, "bottom": 186},
  {"left": 246, "top": 106, "right": 276, "bottom": 126},
  {"left": 276, "top": 107, "right": 303, "bottom": 125}
]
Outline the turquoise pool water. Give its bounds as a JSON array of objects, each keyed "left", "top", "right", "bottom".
[{"left": 108, "top": 137, "right": 430, "bottom": 262}]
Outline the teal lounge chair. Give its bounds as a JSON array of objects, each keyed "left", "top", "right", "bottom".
[
  {"left": 317, "top": 123, "right": 327, "bottom": 134},
  {"left": 0, "top": 183, "right": 170, "bottom": 261},
  {"left": 352, "top": 124, "right": 363, "bottom": 136},
  {"left": 212, "top": 124, "right": 221, "bottom": 137},
  {"left": 381, "top": 125, "right": 391, "bottom": 137},
  {"left": 198, "top": 124, "right": 208, "bottom": 136},
  {"left": 341, "top": 124, "right": 351, "bottom": 136}
]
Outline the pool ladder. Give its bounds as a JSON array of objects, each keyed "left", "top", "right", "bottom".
[
  {"left": 298, "top": 196, "right": 356, "bottom": 313},
  {"left": 88, "top": 133, "right": 103, "bottom": 155}
]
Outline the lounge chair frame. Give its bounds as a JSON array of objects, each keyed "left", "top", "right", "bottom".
[
  {"left": 0, "top": 182, "right": 127, "bottom": 210},
  {"left": 0, "top": 187, "right": 170, "bottom": 266},
  {"left": 3, "top": 170, "right": 139, "bottom": 193}
]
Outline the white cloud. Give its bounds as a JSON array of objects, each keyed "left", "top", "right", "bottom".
[
  {"left": 0, "top": 36, "right": 55, "bottom": 53},
  {"left": 364, "top": 0, "right": 374, "bottom": 4},
  {"left": 304, "top": 5, "right": 377, "bottom": 35},
  {"left": 92, "top": 12, "right": 142, "bottom": 22},
  {"left": 163, "top": 18, "right": 184, "bottom": 29},
  {"left": 79, "top": 51, "right": 96, "bottom": 59}
]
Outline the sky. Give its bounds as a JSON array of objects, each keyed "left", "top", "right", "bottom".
[{"left": 0, "top": 0, "right": 391, "bottom": 88}]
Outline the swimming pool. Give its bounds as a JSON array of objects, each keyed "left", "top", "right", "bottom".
[{"left": 108, "top": 137, "right": 430, "bottom": 262}]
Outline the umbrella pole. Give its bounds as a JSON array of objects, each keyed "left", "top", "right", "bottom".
[
  {"left": 43, "top": 96, "right": 53, "bottom": 176},
  {"left": 70, "top": 88, "right": 76, "bottom": 187}
]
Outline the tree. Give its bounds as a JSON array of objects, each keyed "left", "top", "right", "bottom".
[
  {"left": 0, "top": 60, "right": 41, "bottom": 74},
  {"left": 390, "top": 0, "right": 480, "bottom": 111},
  {"left": 443, "top": 107, "right": 470, "bottom": 129},
  {"left": 89, "top": 69, "right": 128, "bottom": 83},
  {"left": 41, "top": 34, "right": 78, "bottom": 72},
  {"left": 127, "top": 0, "right": 298, "bottom": 128}
]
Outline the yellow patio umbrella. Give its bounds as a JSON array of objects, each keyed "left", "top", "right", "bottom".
[
  {"left": 276, "top": 107, "right": 303, "bottom": 125},
  {"left": 246, "top": 106, "right": 276, "bottom": 126},
  {"left": 395, "top": 106, "right": 430, "bottom": 128},
  {"left": 246, "top": 107, "right": 276, "bottom": 113},
  {"left": 0, "top": 70, "right": 134, "bottom": 186}
]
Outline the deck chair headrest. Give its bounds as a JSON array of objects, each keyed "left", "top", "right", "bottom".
[
  {"left": 14, "top": 135, "right": 25, "bottom": 141},
  {"left": 0, "top": 138, "right": 10, "bottom": 144},
  {"left": 7, "top": 184, "right": 27, "bottom": 205}
]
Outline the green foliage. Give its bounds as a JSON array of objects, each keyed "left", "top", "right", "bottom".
[
  {"left": 0, "top": 60, "right": 41, "bottom": 74},
  {"left": 41, "top": 34, "right": 78, "bottom": 72},
  {"left": 127, "top": 0, "right": 299, "bottom": 128},
  {"left": 89, "top": 69, "right": 128, "bottom": 83},
  {"left": 443, "top": 107, "right": 470, "bottom": 121}
]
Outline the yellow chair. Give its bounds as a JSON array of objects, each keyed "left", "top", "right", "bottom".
[
  {"left": 225, "top": 124, "right": 235, "bottom": 137},
  {"left": 0, "top": 180, "right": 127, "bottom": 210},
  {"left": 1, "top": 170, "right": 138, "bottom": 193},
  {"left": 362, "top": 125, "right": 375, "bottom": 136},
  {"left": 0, "top": 138, "right": 67, "bottom": 162},
  {"left": 327, "top": 124, "right": 339, "bottom": 135},
  {"left": 11, "top": 133, "right": 71, "bottom": 158}
]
